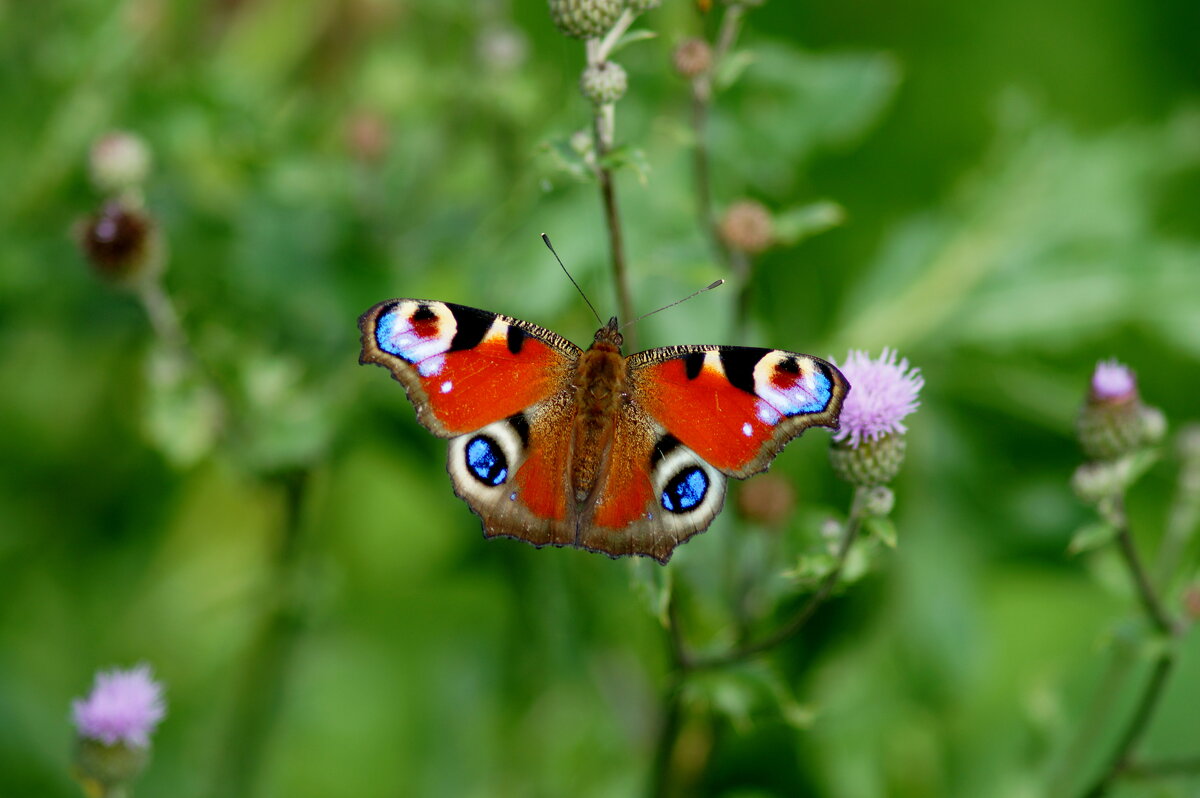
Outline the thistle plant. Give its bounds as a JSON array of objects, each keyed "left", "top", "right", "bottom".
[
  {"left": 71, "top": 665, "right": 166, "bottom": 798},
  {"left": 651, "top": 350, "right": 923, "bottom": 795},
  {"left": 1056, "top": 360, "right": 1199, "bottom": 797}
]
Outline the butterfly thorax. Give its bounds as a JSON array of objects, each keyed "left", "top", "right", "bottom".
[{"left": 569, "top": 324, "right": 627, "bottom": 505}]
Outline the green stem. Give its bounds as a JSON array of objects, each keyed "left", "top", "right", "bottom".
[
  {"left": 688, "top": 487, "right": 864, "bottom": 670},
  {"left": 1122, "top": 756, "right": 1200, "bottom": 780},
  {"left": 1078, "top": 499, "right": 1182, "bottom": 797}
]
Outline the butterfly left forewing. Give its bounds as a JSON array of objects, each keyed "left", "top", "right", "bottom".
[
  {"left": 359, "top": 299, "right": 581, "bottom": 437},
  {"left": 628, "top": 345, "right": 848, "bottom": 478}
]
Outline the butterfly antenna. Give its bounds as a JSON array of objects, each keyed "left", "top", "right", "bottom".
[
  {"left": 541, "top": 234, "right": 603, "bottom": 326},
  {"left": 619, "top": 279, "right": 725, "bottom": 332}
]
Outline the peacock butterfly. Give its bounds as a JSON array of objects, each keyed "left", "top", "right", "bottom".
[{"left": 359, "top": 299, "right": 849, "bottom": 563}]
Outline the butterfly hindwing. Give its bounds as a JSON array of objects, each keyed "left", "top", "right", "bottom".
[
  {"left": 444, "top": 404, "right": 576, "bottom": 549},
  {"left": 359, "top": 299, "right": 581, "bottom": 437},
  {"left": 628, "top": 345, "right": 848, "bottom": 478},
  {"left": 578, "top": 406, "right": 727, "bottom": 563}
]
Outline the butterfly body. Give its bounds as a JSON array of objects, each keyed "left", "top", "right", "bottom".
[{"left": 360, "top": 299, "right": 848, "bottom": 563}]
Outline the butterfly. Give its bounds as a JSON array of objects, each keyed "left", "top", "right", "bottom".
[{"left": 359, "top": 300, "right": 849, "bottom": 563}]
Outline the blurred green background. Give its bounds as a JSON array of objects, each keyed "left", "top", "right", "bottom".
[{"left": 2, "top": 0, "right": 1199, "bottom": 796}]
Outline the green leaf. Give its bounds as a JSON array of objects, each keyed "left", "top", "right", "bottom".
[
  {"left": 599, "top": 145, "right": 651, "bottom": 185},
  {"left": 1067, "top": 521, "right": 1119, "bottom": 555},
  {"left": 864, "top": 515, "right": 898, "bottom": 548},
  {"left": 1120, "top": 448, "right": 1161, "bottom": 488},
  {"left": 142, "top": 344, "right": 223, "bottom": 467},
  {"left": 714, "top": 50, "right": 757, "bottom": 92},
  {"left": 538, "top": 137, "right": 594, "bottom": 184},
  {"left": 610, "top": 29, "right": 657, "bottom": 54},
  {"left": 628, "top": 559, "right": 672, "bottom": 627},
  {"left": 773, "top": 201, "right": 845, "bottom": 246}
]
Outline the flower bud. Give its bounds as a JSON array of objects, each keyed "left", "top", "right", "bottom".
[
  {"left": 719, "top": 200, "right": 774, "bottom": 254},
  {"left": 861, "top": 485, "right": 895, "bottom": 517},
  {"left": 548, "top": 0, "right": 624, "bottom": 39},
  {"left": 343, "top": 110, "right": 389, "bottom": 164},
  {"left": 77, "top": 200, "right": 162, "bottom": 284},
  {"left": 736, "top": 474, "right": 795, "bottom": 526},
  {"left": 830, "top": 433, "right": 906, "bottom": 487},
  {"left": 89, "top": 131, "right": 151, "bottom": 194},
  {"left": 673, "top": 38, "right": 713, "bottom": 79},
  {"left": 1140, "top": 406, "right": 1167, "bottom": 447},
  {"left": 628, "top": 0, "right": 662, "bottom": 12},
  {"left": 71, "top": 665, "right": 165, "bottom": 796},
  {"left": 1071, "top": 461, "right": 1124, "bottom": 505},
  {"left": 580, "top": 61, "right": 628, "bottom": 105},
  {"left": 1183, "top": 583, "right": 1200, "bottom": 623},
  {"left": 1077, "top": 360, "right": 1162, "bottom": 461}
]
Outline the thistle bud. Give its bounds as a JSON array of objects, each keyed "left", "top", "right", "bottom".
[
  {"left": 548, "top": 0, "right": 624, "bottom": 39},
  {"left": 580, "top": 61, "right": 628, "bottom": 105},
  {"left": 829, "top": 349, "right": 924, "bottom": 486},
  {"left": 628, "top": 0, "right": 662, "bottom": 11},
  {"left": 1077, "top": 360, "right": 1163, "bottom": 461},
  {"left": 71, "top": 665, "right": 165, "bottom": 797},
  {"left": 1071, "top": 460, "right": 1125, "bottom": 504},
  {"left": 736, "top": 474, "right": 795, "bottom": 526},
  {"left": 718, "top": 200, "right": 773, "bottom": 254},
  {"left": 673, "top": 38, "right": 713, "bottom": 79},
  {"left": 861, "top": 485, "right": 895, "bottom": 517},
  {"left": 89, "top": 131, "right": 151, "bottom": 194},
  {"left": 77, "top": 200, "right": 162, "bottom": 285},
  {"left": 830, "top": 434, "right": 907, "bottom": 487}
]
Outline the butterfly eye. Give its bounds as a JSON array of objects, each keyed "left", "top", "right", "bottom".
[
  {"left": 466, "top": 436, "right": 509, "bottom": 486},
  {"left": 661, "top": 466, "right": 709, "bottom": 513}
]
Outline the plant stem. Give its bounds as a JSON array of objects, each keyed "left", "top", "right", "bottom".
[
  {"left": 1079, "top": 499, "right": 1182, "bottom": 797},
  {"left": 1113, "top": 502, "right": 1178, "bottom": 637},
  {"left": 136, "top": 276, "right": 190, "bottom": 357},
  {"left": 585, "top": 40, "right": 635, "bottom": 343},
  {"left": 1122, "top": 756, "right": 1200, "bottom": 779},
  {"left": 649, "top": 671, "right": 685, "bottom": 798},
  {"left": 212, "top": 468, "right": 312, "bottom": 798},
  {"left": 688, "top": 487, "right": 864, "bottom": 670},
  {"left": 1081, "top": 653, "right": 1177, "bottom": 797}
]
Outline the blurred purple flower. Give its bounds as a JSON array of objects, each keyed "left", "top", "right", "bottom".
[
  {"left": 1090, "top": 359, "right": 1136, "bottom": 402},
  {"left": 72, "top": 664, "right": 165, "bottom": 747},
  {"left": 833, "top": 348, "right": 924, "bottom": 448}
]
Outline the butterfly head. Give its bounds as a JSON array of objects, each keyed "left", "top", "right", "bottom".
[{"left": 592, "top": 316, "right": 623, "bottom": 351}]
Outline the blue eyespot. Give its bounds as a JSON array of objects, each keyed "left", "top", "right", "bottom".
[
  {"left": 466, "top": 436, "right": 508, "bottom": 486},
  {"left": 661, "top": 467, "right": 708, "bottom": 513}
]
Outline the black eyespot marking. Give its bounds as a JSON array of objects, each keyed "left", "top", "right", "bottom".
[
  {"left": 448, "top": 304, "right": 494, "bottom": 352},
  {"left": 507, "top": 412, "right": 530, "bottom": 447},
  {"left": 684, "top": 351, "right": 705, "bottom": 380},
  {"left": 661, "top": 466, "right": 709, "bottom": 513},
  {"left": 778, "top": 356, "right": 801, "bottom": 374},
  {"left": 465, "top": 436, "right": 508, "bottom": 486},
  {"left": 650, "top": 434, "right": 681, "bottom": 468},
  {"left": 506, "top": 324, "right": 526, "bottom": 355},
  {"left": 412, "top": 304, "right": 437, "bottom": 322},
  {"left": 719, "top": 348, "right": 762, "bottom": 395}
]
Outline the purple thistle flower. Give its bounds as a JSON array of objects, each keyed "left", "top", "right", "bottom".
[
  {"left": 833, "top": 348, "right": 924, "bottom": 448},
  {"left": 1090, "top": 359, "right": 1136, "bottom": 402},
  {"left": 72, "top": 664, "right": 165, "bottom": 747}
]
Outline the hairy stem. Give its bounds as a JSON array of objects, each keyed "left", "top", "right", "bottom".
[{"left": 585, "top": 37, "right": 635, "bottom": 344}]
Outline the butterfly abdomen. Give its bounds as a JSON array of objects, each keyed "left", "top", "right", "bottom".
[{"left": 569, "top": 339, "right": 628, "bottom": 505}]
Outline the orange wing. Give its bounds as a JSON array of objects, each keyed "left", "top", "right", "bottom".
[{"left": 359, "top": 299, "right": 580, "bottom": 437}]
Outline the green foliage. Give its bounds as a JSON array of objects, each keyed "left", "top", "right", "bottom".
[{"left": 2, "top": 1, "right": 1200, "bottom": 797}]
